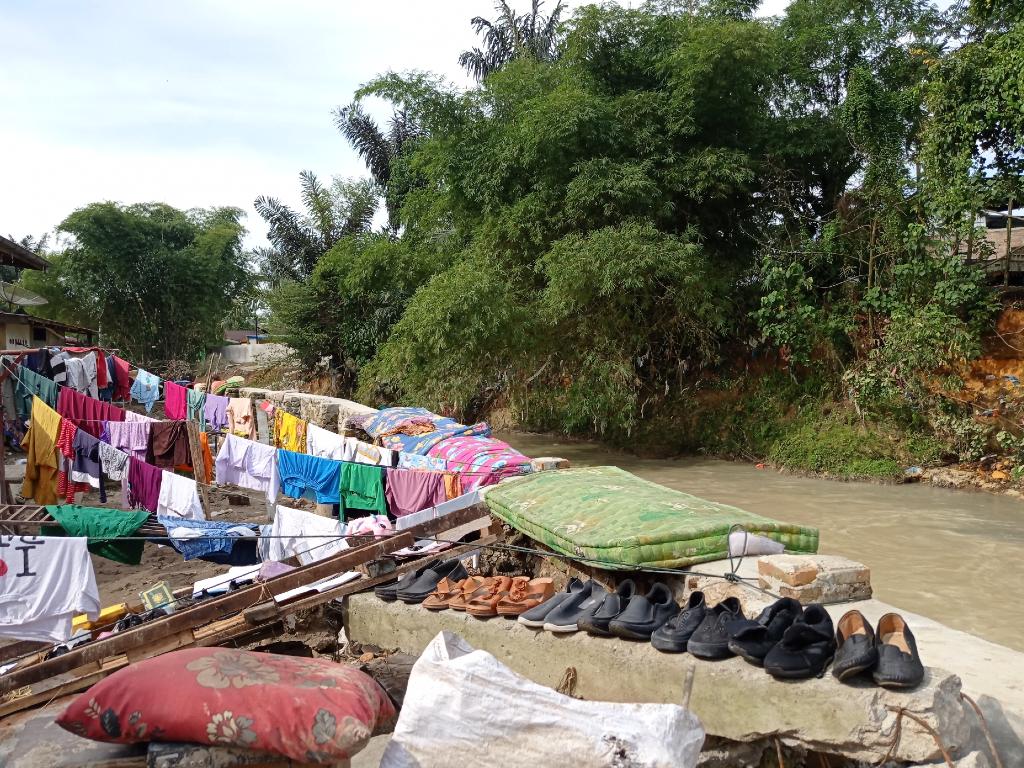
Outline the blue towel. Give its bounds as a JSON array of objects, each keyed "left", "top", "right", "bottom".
[
  {"left": 158, "top": 515, "right": 259, "bottom": 562},
  {"left": 130, "top": 369, "right": 161, "bottom": 412},
  {"left": 278, "top": 449, "right": 343, "bottom": 504}
]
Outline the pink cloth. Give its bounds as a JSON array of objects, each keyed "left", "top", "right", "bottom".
[
  {"left": 384, "top": 468, "right": 447, "bottom": 517},
  {"left": 106, "top": 420, "right": 152, "bottom": 461},
  {"left": 426, "top": 435, "right": 531, "bottom": 491},
  {"left": 124, "top": 410, "right": 157, "bottom": 423},
  {"left": 164, "top": 381, "right": 188, "bottom": 420},
  {"left": 127, "top": 456, "right": 163, "bottom": 513}
]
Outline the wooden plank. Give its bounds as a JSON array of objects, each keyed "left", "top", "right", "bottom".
[
  {"left": 125, "top": 628, "right": 195, "bottom": 662},
  {"left": 0, "top": 504, "right": 490, "bottom": 695},
  {"left": 185, "top": 420, "right": 212, "bottom": 517},
  {"left": 0, "top": 534, "right": 410, "bottom": 694}
]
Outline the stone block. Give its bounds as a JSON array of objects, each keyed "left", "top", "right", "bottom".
[
  {"left": 758, "top": 554, "right": 872, "bottom": 604},
  {"left": 343, "top": 593, "right": 973, "bottom": 765}
]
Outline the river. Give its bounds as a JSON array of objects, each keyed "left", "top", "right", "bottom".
[{"left": 500, "top": 432, "right": 1024, "bottom": 652}]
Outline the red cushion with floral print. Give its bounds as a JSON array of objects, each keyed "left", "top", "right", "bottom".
[{"left": 56, "top": 647, "right": 396, "bottom": 764}]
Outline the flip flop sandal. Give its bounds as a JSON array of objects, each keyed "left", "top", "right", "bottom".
[
  {"left": 497, "top": 577, "right": 555, "bottom": 617},
  {"left": 448, "top": 576, "right": 488, "bottom": 611},
  {"left": 422, "top": 577, "right": 466, "bottom": 611},
  {"left": 466, "top": 576, "right": 514, "bottom": 618}
]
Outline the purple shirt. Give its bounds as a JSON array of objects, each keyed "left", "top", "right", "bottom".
[
  {"left": 204, "top": 394, "right": 230, "bottom": 431},
  {"left": 384, "top": 468, "right": 448, "bottom": 517},
  {"left": 106, "top": 420, "right": 151, "bottom": 461},
  {"left": 127, "top": 457, "right": 163, "bottom": 513}
]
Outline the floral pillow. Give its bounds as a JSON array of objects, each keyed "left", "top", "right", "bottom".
[{"left": 57, "top": 648, "right": 396, "bottom": 764}]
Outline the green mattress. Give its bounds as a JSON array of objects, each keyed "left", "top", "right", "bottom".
[{"left": 482, "top": 466, "right": 819, "bottom": 570}]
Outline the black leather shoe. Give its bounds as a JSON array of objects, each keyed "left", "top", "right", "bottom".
[
  {"left": 687, "top": 596, "right": 744, "bottom": 659},
  {"left": 832, "top": 610, "right": 878, "bottom": 681},
  {"left": 727, "top": 597, "right": 803, "bottom": 666},
  {"left": 608, "top": 583, "right": 679, "bottom": 641},
  {"left": 764, "top": 604, "right": 837, "bottom": 679},
  {"left": 518, "top": 577, "right": 585, "bottom": 628},
  {"left": 375, "top": 558, "right": 442, "bottom": 601},
  {"left": 396, "top": 558, "right": 468, "bottom": 604},
  {"left": 579, "top": 579, "right": 636, "bottom": 636},
  {"left": 651, "top": 591, "right": 707, "bottom": 653},
  {"left": 543, "top": 580, "right": 607, "bottom": 633},
  {"left": 872, "top": 613, "right": 925, "bottom": 689}
]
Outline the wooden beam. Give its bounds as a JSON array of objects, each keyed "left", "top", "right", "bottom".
[
  {"left": 0, "top": 534, "right": 411, "bottom": 694},
  {"left": 0, "top": 505, "right": 491, "bottom": 695}
]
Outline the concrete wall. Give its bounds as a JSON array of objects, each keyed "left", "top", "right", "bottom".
[
  {"left": 344, "top": 593, "right": 1008, "bottom": 766},
  {"left": 218, "top": 342, "right": 292, "bottom": 365},
  {"left": 239, "top": 386, "right": 377, "bottom": 432}
]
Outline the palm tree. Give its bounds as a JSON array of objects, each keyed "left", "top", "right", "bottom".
[
  {"left": 254, "top": 172, "right": 377, "bottom": 282},
  {"left": 459, "top": 0, "right": 566, "bottom": 82},
  {"left": 333, "top": 105, "right": 423, "bottom": 232}
]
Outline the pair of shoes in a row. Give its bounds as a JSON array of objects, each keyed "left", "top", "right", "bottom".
[
  {"left": 656, "top": 592, "right": 925, "bottom": 686},
  {"left": 518, "top": 579, "right": 680, "bottom": 638},
  {"left": 423, "top": 575, "right": 554, "bottom": 618},
  {"left": 374, "top": 557, "right": 467, "bottom": 604},
  {"left": 833, "top": 610, "right": 925, "bottom": 688}
]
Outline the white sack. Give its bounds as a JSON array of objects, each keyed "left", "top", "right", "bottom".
[{"left": 381, "top": 630, "right": 704, "bottom": 768}]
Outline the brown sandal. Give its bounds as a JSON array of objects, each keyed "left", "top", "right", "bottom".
[
  {"left": 466, "top": 576, "right": 515, "bottom": 618},
  {"left": 448, "top": 576, "right": 488, "bottom": 611},
  {"left": 496, "top": 577, "right": 555, "bottom": 617},
  {"left": 422, "top": 577, "right": 465, "bottom": 610}
]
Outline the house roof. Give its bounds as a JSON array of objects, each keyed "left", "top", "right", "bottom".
[
  {"left": 0, "top": 235, "right": 49, "bottom": 271},
  {"left": 0, "top": 311, "right": 95, "bottom": 338},
  {"left": 224, "top": 329, "right": 266, "bottom": 343},
  {"left": 959, "top": 226, "right": 1024, "bottom": 260}
]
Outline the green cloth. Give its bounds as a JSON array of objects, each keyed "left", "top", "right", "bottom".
[
  {"left": 43, "top": 505, "right": 151, "bottom": 565},
  {"left": 483, "top": 466, "right": 819, "bottom": 570},
  {"left": 15, "top": 365, "right": 58, "bottom": 419},
  {"left": 187, "top": 388, "right": 207, "bottom": 429},
  {"left": 339, "top": 462, "right": 387, "bottom": 515}
]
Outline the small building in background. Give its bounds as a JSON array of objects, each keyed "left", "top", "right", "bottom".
[{"left": 0, "top": 234, "right": 97, "bottom": 348}]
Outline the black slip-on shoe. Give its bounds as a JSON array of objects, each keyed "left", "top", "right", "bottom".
[
  {"left": 764, "top": 604, "right": 837, "bottom": 680},
  {"left": 518, "top": 578, "right": 585, "bottom": 628},
  {"left": 832, "top": 609, "right": 878, "bottom": 681},
  {"left": 375, "top": 558, "right": 443, "bottom": 601},
  {"left": 726, "top": 597, "right": 803, "bottom": 666},
  {"left": 543, "top": 580, "right": 607, "bottom": 633},
  {"left": 687, "top": 596, "right": 744, "bottom": 659},
  {"left": 579, "top": 579, "right": 637, "bottom": 636},
  {"left": 396, "top": 558, "right": 469, "bottom": 604},
  {"left": 608, "top": 583, "right": 679, "bottom": 641},
  {"left": 651, "top": 591, "right": 707, "bottom": 653},
  {"left": 872, "top": 613, "right": 924, "bottom": 689}
]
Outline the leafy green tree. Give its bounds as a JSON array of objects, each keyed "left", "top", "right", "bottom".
[
  {"left": 332, "top": 106, "right": 422, "bottom": 232},
  {"left": 254, "top": 172, "right": 377, "bottom": 282},
  {"left": 458, "top": 0, "right": 566, "bottom": 82},
  {"left": 20, "top": 202, "right": 247, "bottom": 366}
]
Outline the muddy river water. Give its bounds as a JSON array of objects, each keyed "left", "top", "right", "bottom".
[{"left": 500, "top": 432, "right": 1024, "bottom": 652}]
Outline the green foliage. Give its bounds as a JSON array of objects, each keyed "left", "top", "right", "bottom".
[
  {"left": 22, "top": 202, "right": 246, "bottom": 366},
  {"left": 252, "top": 0, "right": 1017, "bottom": 470}
]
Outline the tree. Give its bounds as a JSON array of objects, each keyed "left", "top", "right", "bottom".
[
  {"left": 332, "top": 105, "right": 422, "bottom": 233},
  {"left": 254, "top": 172, "right": 377, "bottom": 282},
  {"left": 20, "top": 202, "right": 247, "bottom": 367},
  {"left": 458, "top": 0, "right": 566, "bottom": 82}
]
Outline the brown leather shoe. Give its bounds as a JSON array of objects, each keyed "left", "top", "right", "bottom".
[
  {"left": 422, "top": 577, "right": 465, "bottom": 611},
  {"left": 448, "top": 576, "right": 488, "bottom": 611},
  {"left": 466, "top": 576, "right": 514, "bottom": 617},
  {"left": 496, "top": 577, "right": 555, "bottom": 617}
]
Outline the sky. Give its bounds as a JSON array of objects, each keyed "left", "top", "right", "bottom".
[{"left": 0, "top": 0, "right": 789, "bottom": 250}]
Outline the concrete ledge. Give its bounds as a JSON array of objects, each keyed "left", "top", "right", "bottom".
[
  {"left": 239, "top": 388, "right": 377, "bottom": 431},
  {"left": 344, "top": 593, "right": 974, "bottom": 764}
]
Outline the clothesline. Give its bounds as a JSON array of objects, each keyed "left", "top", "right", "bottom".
[{"left": 6, "top": 362, "right": 521, "bottom": 478}]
